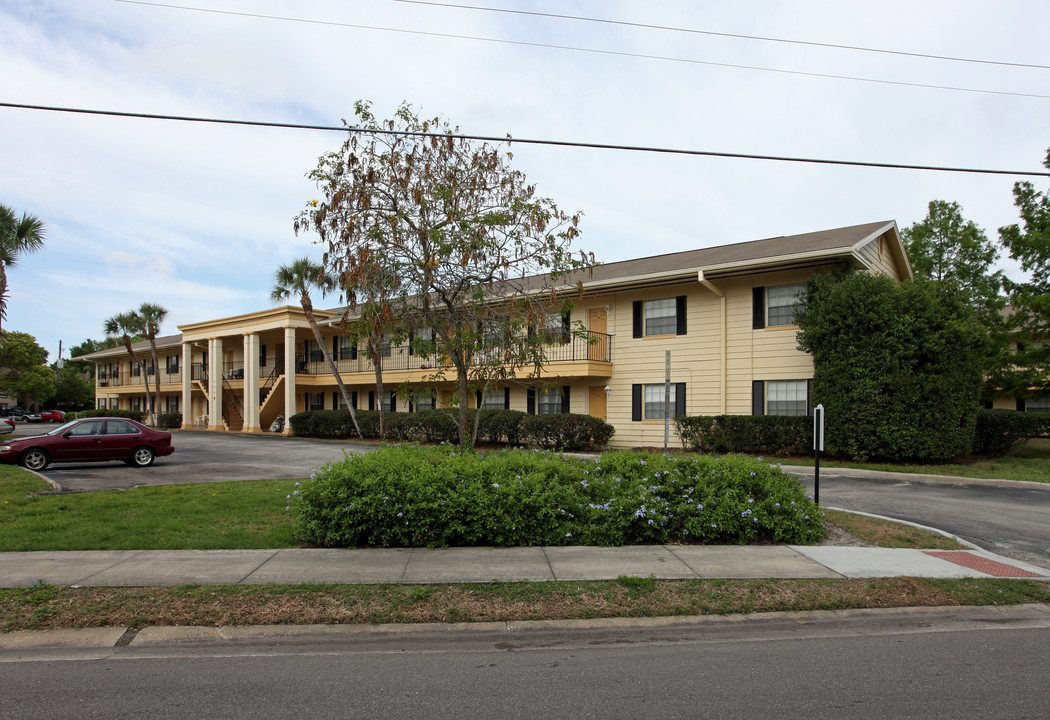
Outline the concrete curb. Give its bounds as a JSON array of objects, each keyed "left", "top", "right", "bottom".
[
  {"left": 5, "top": 604, "right": 1049, "bottom": 653},
  {"left": 782, "top": 463, "right": 1050, "bottom": 491}
]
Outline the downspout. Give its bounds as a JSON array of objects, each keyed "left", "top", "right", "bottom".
[{"left": 698, "top": 271, "right": 726, "bottom": 414}]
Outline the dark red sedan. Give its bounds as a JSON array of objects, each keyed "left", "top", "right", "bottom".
[{"left": 0, "top": 417, "right": 174, "bottom": 471}]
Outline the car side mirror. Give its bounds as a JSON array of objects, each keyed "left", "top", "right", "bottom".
[{"left": 61, "top": 430, "right": 73, "bottom": 438}]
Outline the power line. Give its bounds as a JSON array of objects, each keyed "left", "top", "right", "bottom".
[
  {"left": 3, "top": 101, "right": 1048, "bottom": 178},
  {"left": 110, "top": 0, "right": 1050, "bottom": 101},
  {"left": 395, "top": 0, "right": 1050, "bottom": 71}
]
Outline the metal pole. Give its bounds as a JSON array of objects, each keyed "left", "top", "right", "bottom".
[{"left": 664, "top": 350, "right": 671, "bottom": 451}]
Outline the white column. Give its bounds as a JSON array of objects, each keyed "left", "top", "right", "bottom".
[
  {"left": 283, "top": 327, "right": 297, "bottom": 435},
  {"left": 243, "top": 333, "right": 261, "bottom": 432},
  {"left": 180, "top": 341, "right": 193, "bottom": 429},
  {"left": 208, "top": 337, "right": 224, "bottom": 430}
]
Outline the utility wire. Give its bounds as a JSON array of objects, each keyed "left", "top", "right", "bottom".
[
  {"left": 111, "top": 0, "right": 1050, "bottom": 100},
  {"left": 3, "top": 102, "right": 1048, "bottom": 178},
  {"left": 395, "top": 0, "right": 1050, "bottom": 71}
]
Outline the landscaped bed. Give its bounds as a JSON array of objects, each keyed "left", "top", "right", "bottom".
[{"left": 290, "top": 446, "right": 827, "bottom": 548}]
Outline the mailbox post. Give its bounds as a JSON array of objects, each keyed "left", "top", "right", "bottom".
[{"left": 813, "top": 404, "right": 825, "bottom": 505}]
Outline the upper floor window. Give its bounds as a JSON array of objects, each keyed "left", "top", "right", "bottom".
[
  {"left": 754, "top": 284, "right": 806, "bottom": 328},
  {"left": 633, "top": 296, "right": 687, "bottom": 338}
]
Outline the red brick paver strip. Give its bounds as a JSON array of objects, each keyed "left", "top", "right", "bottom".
[{"left": 923, "top": 551, "right": 1042, "bottom": 578}]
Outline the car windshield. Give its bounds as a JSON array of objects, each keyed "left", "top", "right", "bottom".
[{"left": 46, "top": 420, "right": 82, "bottom": 436}]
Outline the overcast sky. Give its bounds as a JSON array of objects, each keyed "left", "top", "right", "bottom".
[{"left": 2, "top": 0, "right": 1048, "bottom": 364}]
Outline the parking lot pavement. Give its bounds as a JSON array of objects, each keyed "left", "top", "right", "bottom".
[{"left": 30, "top": 431, "right": 376, "bottom": 492}]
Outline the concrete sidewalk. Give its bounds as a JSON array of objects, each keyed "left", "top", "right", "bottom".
[{"left": 2, "top": 544, "right": 1048, "bottom": 588}]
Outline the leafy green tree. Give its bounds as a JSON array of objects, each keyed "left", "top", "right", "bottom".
[
  {"left": 295, "top": 101, "right": 594, "bottom": 450},
  {"left": 1000, "top": 147, "right": 1050, "bottom": 395},
  {"left": 796, "top": 271, "right": 987, "bottom": 461},
  {"left": 138, "top": 302, "right": 168, "bottom": 419},
  {"left": 0, "top": 331, "right": 54, "bottom": 406},
  {"left": 902, "top": 200, "right": 1005, "bottom": 320},
  {"left": 271, "top": 257, "right": 362, "bottom": 438},
  {"left": 0, "top": 204, "right": 46, "bottom": 334},
  {"left": 47, "top": 367, "right": 95, "bottom": 409},
  {"left": 66, "top": 338, "right": 111, "bottom": 378},
  {"left": 104, "top": 311, "right": 152, "bottom": 421}
]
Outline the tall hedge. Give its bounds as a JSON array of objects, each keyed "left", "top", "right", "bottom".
[{"left": 796, "top": 272, "right": 987, "bottom": 461}]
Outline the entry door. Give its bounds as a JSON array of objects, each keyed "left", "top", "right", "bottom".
[
  {"left": 589, "top": 308, "right": 608, "bottom": 361},
  {"left": 588, "top": 386, "right": 607, "bottom": 422}
]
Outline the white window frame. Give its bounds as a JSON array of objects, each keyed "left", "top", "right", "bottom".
[
  {"left": 537, "top": 387, "right": 563, "bottom": 415},
  {"left": 766, "top": 380, "right": 808, "bottom": 416},
  {"left": 643, "top": 384, "right": 676, "bottom": 420},
  {"left": 644, "top": 298, "right": 677, "bottom": 336},
  {"left": 767, "top": 284, "right": 805, "bottom": 327},
  {"left": 480, "top": 389, "right": 505, "bottom": 410}
]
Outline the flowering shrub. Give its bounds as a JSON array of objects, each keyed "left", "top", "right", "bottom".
[{"left": 291, "top": 446, "right": 825, "bottom": 548}]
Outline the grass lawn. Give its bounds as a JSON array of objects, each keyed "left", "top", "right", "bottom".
[
  {"left": 2, "top": 460, "right": 1046, "bottom": 632},
  {"left": 3, "top": 577, "right": 1048, "bottom": 631},
  {"left": 0, "top": 466, "right": 298, "bottom": 551},
  {"left": 782, "top": 437, "right": 1050, "bottom": 484}
]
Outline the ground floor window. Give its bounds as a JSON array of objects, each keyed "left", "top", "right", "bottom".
[
  {"left": 1025, "top": 395, "right": 1050, "bottom": 413},
  {"left": 753, "top": 379, "right": 811, "bottom": 416},
  {"left": 166, "top": 396, "right": 180, "bottom": 413},
  {"left": 538, "top": 387, "right": 565, "bottom": 414},
  {"left": 631, "top": 383, "right": 686, "bottom": 421},
  {"left": 480, "top": 388, "right": 507, "bottom": 410},
  {"left": 308, "top": 393, "right": 324, "bottom": 411},
  {"left": 414, "top": 391, "right": 435, "bottom": 412}
]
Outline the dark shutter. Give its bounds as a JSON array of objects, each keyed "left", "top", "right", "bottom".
[
  {"left": 561, "top": 313, "right": 571, "bottom": 343},
  {"left": 807, "top": 379, "right": 814, "bottom": 416},
  {"left": 753, "top": 287, "right": 766, "bottom": 329},
  {"left": 632, "top": 384, "right": 642, "bottom": 421},
  {"left": 333, "top": 392, "right": 338, "bottom": 410},
  {"left": 676, "top": 296, "right": 687, "bottom": 335},
  {"left": 368, "top": 391, "right": 375, "bottom": 411},
  {"left": 332, "top": 337, "right": 337, "bottom": 360},
  {"left": 561, "top": 386, "right": 570, "bottom": 414},
  {"left": 633, "top": 301, "right": 643, "bottom": 338},
  {"left": 390, "top": 391, "right": 396, "bottom": 413},
  {"left": 675, "top": 382, "right": 686, "bottom": 417},
  {"left": 408, "top": 330, "right": 415, "bottom": 356},
  {"left": 1018, "top": 398, "right": 1026, "bottom": 412},
  {"left": 476, "top": 390, "right": 482, "bottom": 409},
  {"left": 504, "top": 387, "right": 511, "bottom": 410},
  {"left": 527, "top": 387, "right": 536, "bottom": 415},
  {"left": 351, "top": 391, "right": 357, "bottom": 410},
  {"left": 260, "top": 344, "right": 266, "bottom": 367},
  {"left": 752, "top": 381, "right": 765, "bottom": 415}
]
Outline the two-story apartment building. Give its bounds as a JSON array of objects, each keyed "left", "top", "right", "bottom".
[{"left": 84, "top": 220, "right": 913, "bottom": 447}]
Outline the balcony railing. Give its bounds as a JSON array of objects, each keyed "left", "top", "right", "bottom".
[
  {"left": 97, "top": 370, "right": 182, "bottom": 387},
  {"left": 295, "top": 331, "right": 613, "bottom": 375}
]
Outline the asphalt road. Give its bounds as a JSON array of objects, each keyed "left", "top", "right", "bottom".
[
  {"left": 793, "top": 470, "right": 1050, "bottom": 569},
  {"left": 3, "top": 606, "right": 1049, "bottom": 719}
]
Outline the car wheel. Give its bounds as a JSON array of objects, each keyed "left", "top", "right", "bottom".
[
  {"left": 19, "top": 449, "right": 50, "bottom": 471},
  {"left": 129, "top": 446, "right": 155, "bottom": 468}
]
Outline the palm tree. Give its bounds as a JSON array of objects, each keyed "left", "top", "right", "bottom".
[
  {"left": 103, "top": 311, "right": 153, "bottom": 423},
  {"left": 0, "top": 204, "right": 46, "bottom": 334},
  {"left": 271, "top": 257, "right": 362, "bottom": 438},
  {"left": 138, "top": 302, "right": 168, "bottom": 420}
]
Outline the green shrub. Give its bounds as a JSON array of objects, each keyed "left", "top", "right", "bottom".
[
  {"left": 973, "top": 410, "right": 1042, "bottom": 455},
  {"left": 157, "top": 413, "right": 182, "bottom": 429},
  {"left": 675, "top": 415, "right": 812, "bottom": 455},
  {"left": 797, "top": 272, "right": 986, "bottom": 461},
  {"left": 291, "top": 446, "right": 824, "bottom": 548},
  {"left": 520, "top": 413, "right": 615, "bottom": 451}
]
